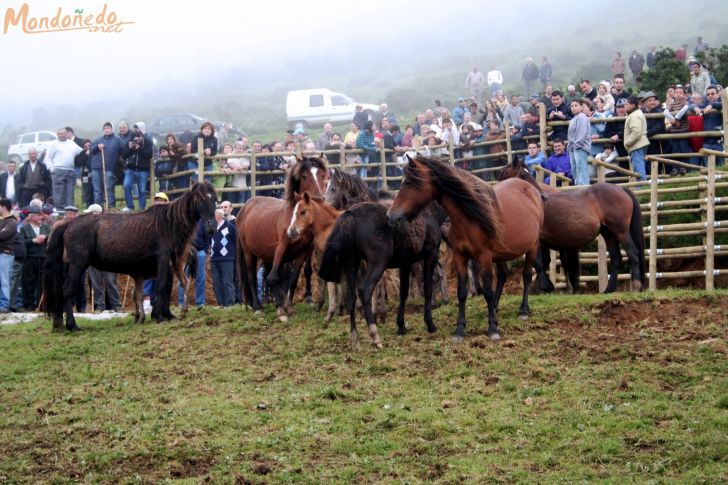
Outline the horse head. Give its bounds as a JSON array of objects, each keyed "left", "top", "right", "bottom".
[
  {"left": 497, "top": 157, "right": 547, "bottom": 201},
  {"left": 386, "top": 154, "right": 436, "bottom": 227},
  {"left": 287, "top": 191, "right": 320, "bottom": 241},
  {"left": 190, "top": 182, "right": 218, "bottom": 234},
  {"left": 285, "top": 155, "right": 328, "bottom": 206}
]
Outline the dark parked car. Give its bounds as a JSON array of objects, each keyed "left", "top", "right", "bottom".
[{"left": 147, "top": 113, "right": 246, "bottom": 145}]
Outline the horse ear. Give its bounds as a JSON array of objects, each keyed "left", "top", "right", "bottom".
[
  {"left": 407, "top": 156, "right": 417, "bottom": 169},
  {"left": 294, "top": 192, "right": 302, "bottom": 201},
  {"left": 295, "top": 154, "right": 303, "bottom": 164},
  {"left": 303, "top": 191, "right": 311, "bottom": 203}
]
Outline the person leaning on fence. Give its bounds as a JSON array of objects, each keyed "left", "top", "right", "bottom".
[
  {"left": 356, "top": 120, "right": 377, "bottom": 180},
  {"left": 641, "top": 91, "right": 667, "bottom": 173},
  {"left": 623, "top": 96, "right": 649, "bottom": 182},
  {"left": 223, "top": 140, "right": 251, "bottom": 204},
  {"left": 0, "top": 198, "right": 18, "bottom": 313},
  {"left": 547, "top": 90, "right": 572, "bottom": 141},
  {"left": 603, "top": 98, "right": 628, "bottom": 161},
  {"left": 190, "top": 121, "right": 218, "bottom": 183},
  {"left": 695, "top": 85, "right": 724, "bottom": 166},
  {"left": 543, "top": 138, "right": 572, "bottom": 186},
  {"left": 567, "top": 99, "right": 592, "bottom": 185},
  {"left": 665, "top": 85, "right": 692, "bottom": 174},
  {"left": 524, "top": 142, "right": 546, "bottom": 176}
]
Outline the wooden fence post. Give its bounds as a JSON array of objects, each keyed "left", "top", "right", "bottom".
[
  {"left": 339, "top": 143, "right": 346, "bottom": 171},
  {"left": 504, "top": 120, "right": 513, "bottom": 164},
  {"left": 380, "top": 142, "right": 388, "bottom": 189},
  {"left": 649, "top": 159, "right": 659, "bottom": 291},
  {"left": 197, "top": 138, "right": 205, "bottom": 185},
  {"left": 596, "top": 163, "right": 608, "bottom": 292},
  {"left": 705, "top": 153, "right": 716, "bottom": 290},
  {"left": 538, "top": 103, "right": 547, "bottom": 156},
  {"left": 250, "top": 151, "right": 257, "bottom": 197},
  {"left": 448, "top": 138, "right": 455, "bottom": 166},
  {"left": 150, "top": 157, "right": 156, "bottom": 197}
]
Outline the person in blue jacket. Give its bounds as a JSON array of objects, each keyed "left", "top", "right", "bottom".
[
  {"left": 544, "top": 138, "right": 572, "bottom": 186},
  {"left": 89, "top": 122, "right": 123, "bottom": 207}
]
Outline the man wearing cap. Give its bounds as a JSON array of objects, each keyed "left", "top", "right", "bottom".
[
  {"left": 153, "top": 192, "right": 169, "bottom": 204},
  {"left": 603, "top": 99, "right": 628, "bottom": 160},
  {"left": 641, "top": 92, "right": 666, "bottom": 168},
  {"left": 45, "top": 127, "right": 83, "bottom": 209},
  {"left": 83, "top": 204, "right": 122, "bottom": 312},
  {"left": 452, "top": 98, "right": 467, "bottom": 126},
  {"left": 0, "top": 198, "right": 17, "bottom": 313},
  {"left": 689, "top": 61, "right": 711, "bottom": 97},
  {"left": 623, "top": 95, "right": 649, "bottom": 181},
  {"left": 90, "top": 122, "right": 123, "bottom": 208},
  {"left": 122, "top": 122, "right": 153, "bottom": 211},
  {"left": 20, "top": 205, "right": 50, "bottom": 311}
]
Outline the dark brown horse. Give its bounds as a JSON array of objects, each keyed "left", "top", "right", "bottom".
[
  {"left": 44, "top": 182, "right": 218, "bottom": 331},
  {"left": 236, "top": 156, "right": 328, "bottom": 321},
  {"left": 498, "top": 158, "right": 646, "bottom": 293},
  {"left": 387, "top": 154, "right": 544, "bottom": 342}
]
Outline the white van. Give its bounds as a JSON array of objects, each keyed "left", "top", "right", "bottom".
[
  {"left": 286, "top": 89, "right": 378, "bottom": 129},
  {"left": 7, "top": 130, "right": 58, "bottom": 164}
]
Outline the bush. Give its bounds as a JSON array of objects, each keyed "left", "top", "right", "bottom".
[{"left": 638, "top": 48, "right": 688, "bottom": 95}]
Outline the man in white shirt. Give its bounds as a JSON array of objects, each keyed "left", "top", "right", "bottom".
[
  {"left": 0, "top": 161, "right": 19, "bottom": 205},
  {"left": 45, "top": 127, "right": 82, "bottom": 208},
  {"left": 487, "top": 64, "right": 504, "bottom": 97}
]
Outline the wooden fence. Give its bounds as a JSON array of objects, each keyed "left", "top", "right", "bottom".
[{"left": 149, "top": 91, "right": 728, "bottom": 291}]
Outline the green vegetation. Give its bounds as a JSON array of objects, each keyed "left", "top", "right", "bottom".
[{"left": 1, "top": 290, "right": 726, "bottom": 482}]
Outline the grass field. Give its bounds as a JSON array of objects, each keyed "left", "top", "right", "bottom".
[{"left": 1, "top": 290, "right": 727, "bottom": 483}]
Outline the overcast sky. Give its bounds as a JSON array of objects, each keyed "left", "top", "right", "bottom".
[{"left": 0, "top": 0, "right": 722, "bottom": 128}]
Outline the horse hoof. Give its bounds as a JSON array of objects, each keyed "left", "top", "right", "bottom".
[
  {"left": 427, "top": 325, "right": 437, "bottom": 334},
  {"left": 67, "top": 325, "right": 81, "bottom": 332},
  {"left": 518, "top": 314, "right": 529, "bottom": 321},
  {"left": 489, "top": 332, "right": 501, "bottom": 341},
  {"left": 324, "top": 312, "right": 334, "bottom": 323},
  {"left": 396, "top": 326, "right": 408, "bottom": 336},
  {"left": 452, "top": 335, "right": 464, "bottom": 343},
  {"left": 305, "top": 296, "right": 314, "bottom": 305},
  {"left": 632, "top": 280, "right": 643, "bottom": 292},
  {"left": 373, "top": 342, "right": 383, "bottom": 349}
]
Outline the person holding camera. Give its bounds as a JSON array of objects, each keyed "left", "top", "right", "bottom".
[{"left": 121, "top": 122, "right": 153, "bottom": 211}]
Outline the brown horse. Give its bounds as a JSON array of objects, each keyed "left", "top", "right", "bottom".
[
  {"left": 386, "top": 154, "right": 544, "bottom": 342},
  {"left": 236, "top": 156, "right": 328, "bottom": 320},
  {"left": 498, "top": 158, "right": 646, "bottom": 293}
]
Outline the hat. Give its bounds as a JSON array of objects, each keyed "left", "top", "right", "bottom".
[
  {"left": 64, "top": 205, "right": 79, "bottom": 212},
  {"left": 472, "top": 123, "right": 483, "bottom": 131},
  {"left": 42, "top": 205, "right": 53, "bottom": 215},
  {"left": 529, "top": 93, "right": 540, "bottom": 100},
  {"left": 84, "top": 204, "right": 103, "bottom": 214},
  {"left": 133, "top": 121, "right": 146, "bottom": 134},
  {"left": 27, "top": 206, "right": 41, "bottom": 214},
  {"left": 639, "top": 90, "right": 657, "bottom": 101},
  {"left": 615, "top": 98, "right": 627, "bottom": 107},
  {"left": 154, "top": 192, "right": 169, "bottom": 201},
  {"left": 293, "top": 128, "right": 305, "bottom": 135},
  {"left": 457, "top": 97, "right": 465, "bottom": 102}
]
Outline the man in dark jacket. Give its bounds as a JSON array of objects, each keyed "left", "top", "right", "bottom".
[
  {"left": 178, "top": 220, "right": 212, "bottom": 308},
  {"left": 122, "top": 121, "right": 153, "bottom": 211},
  {"left": 210, "top": 208, "right": 237, "bottom": 307},
  {"left": 17, "top": 148, "right": 52, "bottom": 207},
  {"left": 0, "top": 199, "right": 17, "bottom": 313},
  {"left": 697, "top": 85, "right": 724, "bottom": 166},
  {"left": 522, "top": 57, "right": 540, "bottom": 99},
  {"left": 90, "top": 122, "right": 123, "bottom": 208},
  {"left": 0, "top": 161, "right": 20, "bottom": 205},
  {"left": 20, "top": 206, "right": 50, "bottom": 311},
  {"left": 603, "top": 99, "right": 629, "bottom": 163},
  {"left": 641, "top": 92, "right": 666, "bottom": 173},
  {"left": 546, "top": 91, "right": 573, "bottom": 141}
]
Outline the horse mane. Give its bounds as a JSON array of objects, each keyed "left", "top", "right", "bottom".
[
  {"left": 409, "top": 154, "right": 501, "bottom": 240},
  {"left": 331, "top": 167, "right": 376, "bottom": 202},
  {"left": 151, "top": 182, "right": 216, "bottom": 255},
  {"left": 285, "top": 156, "right": 328, "bottom": 206}
]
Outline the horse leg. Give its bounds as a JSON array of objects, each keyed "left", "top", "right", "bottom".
[
  {"left": 493, "top": 262, "right": 508, "bottom": 311},
  {"left": 560, "top": 249, "right": 580, "bottom": 294},
  {"left": 153, "top": 254, "right": 175, "bottom": 322},
  {"left": 519, "top": 245, "right": 538, "bottom": 320},
  {"left": 266, "top": 240, "right": 289, "bottom": 288},
  {"left": 172, "top": 260, "right": 190, "bottom": 318},
  {"left": 303, "top": 256, "right": 314, "bottom": 304},
  {"left": 600, "top": 230, "right": 622, "bottom": 293},
  {"left": 476, "top": 254, "right": 499, "bottom": 341},
  {"left": 63, "top": 263, "right": 83, "bottom": 332},
  {"left": 452, "top": 252, "right": 469, "bottom": 342},
  {"left": 422, "top": 253, "right": 437, "bottom": 333},
  {"left": 133, "top": 276, "right": 145, "bottom": 324},
  {"left": 396, "top": 265, "right": 410, "bottom": 335},
  {"left": 535, "top": 243, "right": 555, "bottom": 293},
  {"left": 358, "top": 260, "right": 386, "bottom": 348},
  {"left": 324, "top": 282, "right": 337, "bottom": 323},
  {"left": 345, "top": 263, "right": 359, "bottom": 347},
  {"left": 614, "top": 230, "right": 644, "bottom": 292}
]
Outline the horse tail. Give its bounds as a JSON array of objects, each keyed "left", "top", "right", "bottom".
[
  {"left": 319, "top": 211, "right": 357, "bottom": 282},
  {"left": 186, "top": 244, "right": 198, "bottom": 282},
  {"left": 43, "top": 222, "right": 69, "bottom": 319},
  {"left": 625, "top": 187, "right": 647, "bottom": 286}
]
